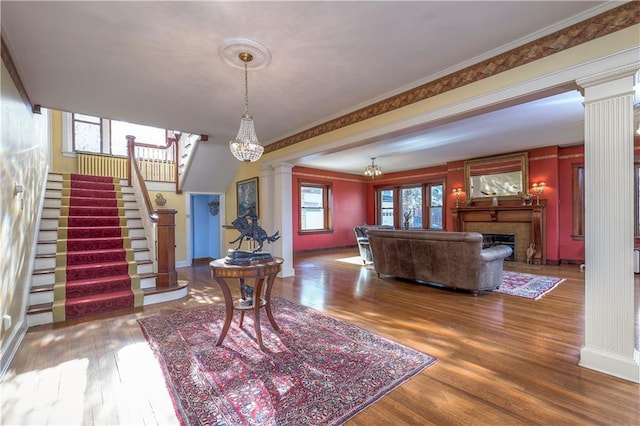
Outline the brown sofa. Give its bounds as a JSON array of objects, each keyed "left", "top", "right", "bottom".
[
  {"left": 367, "top": 229, "right": 513, "bottom": 295},
  {"left": 353, "top": 225, "right": 394, "bottom": 264}
]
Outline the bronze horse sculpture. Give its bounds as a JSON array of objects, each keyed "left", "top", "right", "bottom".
[{"left": 230, "top": 214, "right": 280, "bottom": 252}]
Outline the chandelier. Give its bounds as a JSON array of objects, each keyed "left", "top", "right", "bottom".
[
  {"left": 220, "top": 39, "right": 271, "bottom": 163},
  {"left": 364, "top": 157, "right": 382, "bottom": 179},
  {"left": 228, "top": 52, "right": 263, "bottom": 162}
]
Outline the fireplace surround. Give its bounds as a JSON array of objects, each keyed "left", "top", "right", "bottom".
[{"left": 451, "top": 200, "right": 546, "bottom": 264}]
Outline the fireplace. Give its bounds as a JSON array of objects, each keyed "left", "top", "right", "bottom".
[
  {"left": 451, "top": 199, "right": 546, "bottom": 264},
  {"left": 482, "top": 233, "right": 515, "bottom": 261}
]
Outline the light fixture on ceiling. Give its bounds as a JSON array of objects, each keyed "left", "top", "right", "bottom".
[
  {"left": 228, "top": 52, "right": 263, "bottom": 162},
  {"left": 220, "top": 39, "right": 272, "bottom": 163},
  {"left": 364, "top": 157, "right": 382, "bottom": 179}
]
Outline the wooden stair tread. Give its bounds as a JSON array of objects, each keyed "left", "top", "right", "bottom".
[{"left": 27, "top": 303, "right": 52, "bottom": 315}]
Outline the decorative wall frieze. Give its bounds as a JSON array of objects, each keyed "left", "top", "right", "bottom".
[{"left": 266, "top": 2, "right": 640, "bottom": 154}]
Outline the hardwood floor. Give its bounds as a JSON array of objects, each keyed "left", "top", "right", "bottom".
[{"left": 2, "top": 248, "right": 639, "bottom": 425}]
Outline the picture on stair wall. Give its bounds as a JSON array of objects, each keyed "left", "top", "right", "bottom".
[{"left": 237, "top": 177, "right": 259, "bottom": 218}]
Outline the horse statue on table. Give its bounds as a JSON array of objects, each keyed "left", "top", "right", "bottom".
[{"left": 229, "top": 211, "right": 280, "bottom": 253}]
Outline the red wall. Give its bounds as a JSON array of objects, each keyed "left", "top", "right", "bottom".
[
  {"left": 295, "top": 139, "right": 640, "bottom": 261},
  {"left": 292, "top": 167, "right": 367, "bottom": 251}
]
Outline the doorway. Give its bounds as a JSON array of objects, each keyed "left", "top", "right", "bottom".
[{"left": 189, "top": 193, "right": 222, "bottom": 265}]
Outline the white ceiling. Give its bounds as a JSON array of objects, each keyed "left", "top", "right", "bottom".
[{"left": 1, "top": 1, "right": 614, "bottom": 175}]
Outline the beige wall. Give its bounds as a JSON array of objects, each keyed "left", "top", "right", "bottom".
[
  {"left": 50, "top": 110, "right": 76, "bottom": 173},
  {"left": 1, "top": 62, "right": 50, "bottom": 373}
]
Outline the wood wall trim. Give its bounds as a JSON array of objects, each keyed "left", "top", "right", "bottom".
[
  {"left": 1, "top": 34, "right": 35, "bottom": 113},
  {"left": 265, "top": 3, "right": 639, "bottom": 154}
]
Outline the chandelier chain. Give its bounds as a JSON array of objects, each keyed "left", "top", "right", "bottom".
[{"left": 244, "top": 62, "right": 250, "bottom": 116}]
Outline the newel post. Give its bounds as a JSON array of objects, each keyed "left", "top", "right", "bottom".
[{"left": 156, "top": 209, "right": 177, "bottom": 288}]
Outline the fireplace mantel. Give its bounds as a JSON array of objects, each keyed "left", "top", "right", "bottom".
[{"left": 451, "top": 200, "right": 546, "bottom": 264}]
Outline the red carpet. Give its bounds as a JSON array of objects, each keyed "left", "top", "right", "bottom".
[{"left": 52, "top": 173, "right": 142, "bottom": 321}]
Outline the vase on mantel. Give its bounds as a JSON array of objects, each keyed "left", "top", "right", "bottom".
[{"left": 404, "top": 220, "right": 410, "bottom": 230}]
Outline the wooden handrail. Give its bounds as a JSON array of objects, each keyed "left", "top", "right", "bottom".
[
  {"left": 127, "top": 135, "right": 157, "bottom": 223},
  {"left": 134, "top": 138, "right": 177, "bottom": 150}
]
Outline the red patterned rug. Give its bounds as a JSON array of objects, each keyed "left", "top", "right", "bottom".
[
  {"left": 138, "top": 297, "right": 436, "bottom": 425},
  {"left": 495, "top": 271, "right": 565, "bottom": 300}
]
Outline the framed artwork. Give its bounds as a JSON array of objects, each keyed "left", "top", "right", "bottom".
[{"left": 236, "top": 177, "right": 259, "bottom": 218}]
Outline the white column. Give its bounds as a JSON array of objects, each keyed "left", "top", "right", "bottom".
[
  {"left": 259, "top": 165, "right": 275, "bottom": 235},
  {"left": 267, "top": 162, "right": 295, "bottom": 277},
  {"left": 577, "top": 66, "right": 639, "bottom": 383}
]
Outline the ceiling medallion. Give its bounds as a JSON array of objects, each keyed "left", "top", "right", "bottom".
[{"left": 219, "top": 38, "right": 272, "bottom": 70}]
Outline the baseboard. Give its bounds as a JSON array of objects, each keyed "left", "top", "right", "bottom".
[
  {"left": 294, "top": 244, "right": 357, "bottom": 254},
  {"left": 176, "top": 260, "right": 190, "bottom": 268},
  {"left": 0, "top": 319, "right": 27, "bottom": 380},
  {"left": 192, "top": 257, "right": 214, "bottom": 266},
  {"left": 580, "top": 346, "right": 640, "bottom": 383},
  {"left": 558, "top": 258, "right": 585, "bottom": 265}
]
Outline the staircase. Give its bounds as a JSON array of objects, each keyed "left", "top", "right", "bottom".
[{"left": 28, "top": 173, "right": 187, "bottom": 326}]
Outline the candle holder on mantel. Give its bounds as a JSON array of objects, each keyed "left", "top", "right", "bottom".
[{"left": 531, "top": 182, "right": 546, "bottom": 205}]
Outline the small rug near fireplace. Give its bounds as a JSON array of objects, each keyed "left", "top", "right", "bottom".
[
  {"left": 495, "top": 271, "right": 565, "bottom": 300},
  {"left": 138, "top": 297, "right": 436, "bottom": 425}
]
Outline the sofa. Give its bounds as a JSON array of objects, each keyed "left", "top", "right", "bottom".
[
  {"left": 353, "top": 225, "right": 394, "bottom": 264},
  {"left": 367, "top": 229, "right": 513, "bottom": 295}
]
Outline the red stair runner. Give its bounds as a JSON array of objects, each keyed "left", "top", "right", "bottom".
[{"left": 57, "top": 174, "right": 138, "bottom": 320}]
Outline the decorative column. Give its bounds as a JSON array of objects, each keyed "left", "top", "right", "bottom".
[
  {"left": 155, "top": 209, "right": 177, "bottom": 288},
  {"left": 577, "top": 66, "right": 638, "bottom": 383},
  {"left": 270, "top": 163, "right": 295, "bottom": 277}
]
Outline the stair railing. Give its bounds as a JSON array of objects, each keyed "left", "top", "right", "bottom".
[
  {"left": 133, "top": 136, "right": 177, "bottom": 183},
  {"left": 126, "top": 135, "right": 177, "bottom": 288}
]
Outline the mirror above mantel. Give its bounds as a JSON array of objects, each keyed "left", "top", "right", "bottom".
[{"left": 465, "top": 152, "right": 528, "bottom": 199}]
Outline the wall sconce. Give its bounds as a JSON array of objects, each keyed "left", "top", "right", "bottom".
[
  {"left": 154, "top": 193, "right": 167, "bottom": 206},
  {"left": 531, "top": 182, "right": 545, "bottom": 205},
  {"left": 208, "top": 200, "right": 220, "bottom": 216},
  {"left": 452, "top": 187, "right": 462, "bottom": 208}
]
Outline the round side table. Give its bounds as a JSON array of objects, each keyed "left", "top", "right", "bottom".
[{"left": 209, "top": 257, "right": 283, "bottom": 351}]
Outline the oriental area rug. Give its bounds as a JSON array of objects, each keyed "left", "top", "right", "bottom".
[
  {"left": 495, "top": 271, "right": 565, "bottom": 300},
  {"left": 138, "top": 297, "right": 436, "bottom": 425}
]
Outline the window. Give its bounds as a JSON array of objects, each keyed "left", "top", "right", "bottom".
[
  {"left": 72, "top": 114, "right": 102, "bottom": 153},
  {"left": 66, "top": 112, "right": 170, "bottom": 156},
  {"left": 299, "top": 182, "right": 332, "bottom": 233},
  {"left": 573, "top": 163, "right": 640, "bottom": 239},
  {"left": 379, "top": 189, "right": 394, "bottom": 227},
  {"left": 376, "top": 182, "right": 443, "bottom": 229},
  {"left": 428, "top": 184, "right": 443, "bottom": 229},
  {"left": 636, "top": 164, "right": 640, "bottom": 237},
  {"left": 572, "top": 164, "right": 585, "bottom": 239},
  {"left": 110, "top": 121, "right": 168, "bottom": 156},
  {"left": 401, "top": 186, "right": 422, "bottom": 228}
]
